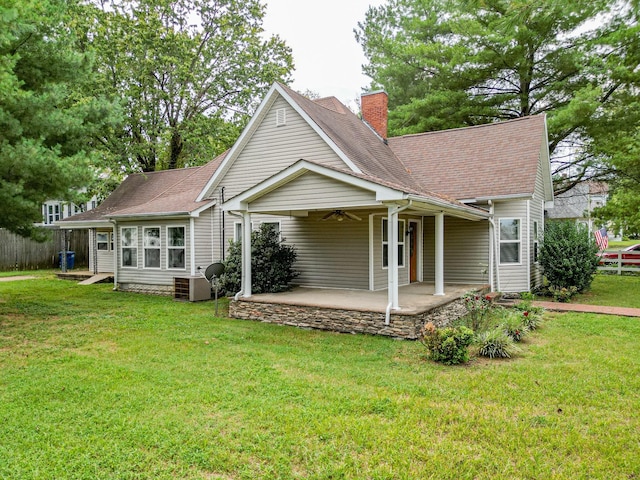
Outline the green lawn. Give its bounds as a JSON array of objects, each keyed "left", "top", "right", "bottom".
[
  {"left": 572, "top": 273, "right": 640, "bottom": 308},
  {"left": 1, "top": 278, "right": 639, "bottom": 479},
  {"left": 607, "top": 239, "right": 638, "bottom": 249}
]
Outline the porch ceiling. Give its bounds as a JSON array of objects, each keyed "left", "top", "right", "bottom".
[{"left": 235, "top": 283, "right": 485, "bottom": 315}]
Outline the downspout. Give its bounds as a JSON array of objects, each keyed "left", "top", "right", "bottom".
[
  {"left": 220, "top": 187, "right": 226, "bottom": 261},
  {"left": 110, "top": 219, "right": 118, "bottom": 290},
  {"left": 385, "top": 200, "right": 413, "bottom": 325},
  {"left": 487, "top": 200, "right": 500, "bottom": 292}
]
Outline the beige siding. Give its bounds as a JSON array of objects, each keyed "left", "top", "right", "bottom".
[
  {"left": 423, "top": 216, "right": 489, "bottom": 284},
  {"left": 494, "top": 200, "right": 529, "bottom": 292},
  {"left": 530, "top": 159, "right": 546, "bottom": 288},
  {"left": 217, "top": 96, "right": 347, "bottom": 199},
  {"left": 250, "top": 171, "right": 376, "bottom": 212},
  {"left": 284, "top": 211, "right": 370, "bottom": 289},
  {"left": 193, "top": 207, "right": 219, "bottom": 269}
]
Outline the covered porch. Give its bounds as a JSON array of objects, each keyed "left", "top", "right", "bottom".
[
  {"left": 222, "top": 160, "right": 492, "bottom": 316},
  {"left": 230, "top": 282, "right": 489, "bottom": 339}
]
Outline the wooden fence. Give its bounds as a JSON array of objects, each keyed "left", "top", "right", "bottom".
[
  {"left": 597, "top": 251, "right": 640, "bottom": 275},
  {"left": 0, "top": 228, "right": 89, "bottom": 271}
]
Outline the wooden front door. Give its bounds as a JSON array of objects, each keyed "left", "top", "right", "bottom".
[{"left": 409, "top": 221, "right": 418, "bottom": 283}]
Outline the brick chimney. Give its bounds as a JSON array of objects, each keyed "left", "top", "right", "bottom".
[{"left": 361, "top": 90, "right": 388, "bottom": 139}]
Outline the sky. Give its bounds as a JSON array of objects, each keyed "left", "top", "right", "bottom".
[{"left": 261, "top": 0, "right": 386, "bottom": 107}]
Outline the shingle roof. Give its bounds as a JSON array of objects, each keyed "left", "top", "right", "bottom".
[
  {"left": 280, "top": 84, "right": 423, "bottom": 193},
  {"left": 387, "top": 116, "right": 546, "bottom": 200},
  {"left": 281, "top": 84, "right": 545, "bottom": 202},
  {"left": 59, "top": 153, "right": 226, "bottom": 223}
]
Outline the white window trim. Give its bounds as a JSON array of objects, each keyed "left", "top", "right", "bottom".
[
  {"left": 275, "top": 107, "right": 286, "bottom": 126},
  {"left": 499, "top": 218, "right": 522, "bottom": 265},
  {"left": 143, "top": 226, "right": 162, "bottom": 269},
  {"left": 533, "top": 220, "right": 539, "bottom": 264},
  {"left": 120, "top": 226, "right": 138, "bottom": 269},
  {"left": 96, "top": 232, "right": 110, "bottom": 252},
  {"left": 382, "top": 218, "right": 406, "bottom": 269},
  {"left": 166, "top": 225, "right": 187, "bottom": 270}
]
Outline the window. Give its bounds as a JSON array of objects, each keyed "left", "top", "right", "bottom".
[
  {"left": 234, "top": 222, "right": 243, "bottom": 242},
  {"left": 121, "top": 227, "right": 138, "bottom": 267},
  {"left": 143, "top": 227, "right": 161, "bottom": 268},
  {"left": 382, "top": 218, "right": 405, "bottom": 268},
  {"left": 97, "top": 232, "right": 110, "bottom": 251},
  {"left": 261, "top": 221, "right": 281, "bottom": 240},
  {"left": 499, "top": 218, "right": 521, "bottom": 264},
  {"left": 533, "top": 221, "right": 539, "bottom": 263},
  {"left": 167, "top": 226, "right": 186, "bottom": 269}
]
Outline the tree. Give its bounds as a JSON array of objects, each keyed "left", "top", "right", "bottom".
[
  {"left": 355, "top": 0, "right": 640, "bottom": 194},
  {"left": 0, "top": 0, "right": 120, "bottom": 239},
  {"left": 75, "top": 0, "right": 293, "bottom": 173}
]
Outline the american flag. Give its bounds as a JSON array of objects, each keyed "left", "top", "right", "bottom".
[{"left": 594, "top": 226, "right": 608, "bottom": 251}]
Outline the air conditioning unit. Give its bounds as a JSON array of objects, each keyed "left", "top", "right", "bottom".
[{"left": 174, "top": 276, "right": 211, "bottom": 302}]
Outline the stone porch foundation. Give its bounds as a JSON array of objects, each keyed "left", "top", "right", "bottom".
[{"left": 229, "top": 296, "right": 471, "bottom": 339}]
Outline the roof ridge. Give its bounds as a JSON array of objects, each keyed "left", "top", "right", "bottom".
[{"left": 389, "top": 114, "right": 544, "bottom": 140}]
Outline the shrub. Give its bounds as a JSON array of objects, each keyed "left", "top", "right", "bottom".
[
  {"left": 549, "top": 285, "right": 578, "bottom": 302},
  {"left": 222, "top": 223, "right": 299, "bottom": 294},
  {"left": 419, "top": 322, "right": 474, "bottom": 365},
  {"left": 538, "top": 221, "right": 599, "bottom": 293},
  {"left": 512, "top": 300, "right": 543, "bottom": 330},
  {"left": 462, "top": 291, "right": 493, "bottom": 331},
  {"left": 476, "top": 328, "right": 520, "bottom": 359},
  {"left": 520, "top": 309, "right": 542, "bottom": 330},
  {"left": 501, "top": 313, "right": 528, "bottom": 342}
]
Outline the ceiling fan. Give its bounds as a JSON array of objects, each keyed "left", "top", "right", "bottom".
[{"left": 321, "top": 210, "right": 362, "bottom": 222}]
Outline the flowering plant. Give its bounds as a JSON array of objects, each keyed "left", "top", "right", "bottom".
[{"left": 462, "top": 291, "right": 493, "bottom": 331}]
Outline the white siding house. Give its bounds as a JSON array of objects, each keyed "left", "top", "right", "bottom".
[{"left": 59, "top": 82, "right": 553, "bottom": 301}]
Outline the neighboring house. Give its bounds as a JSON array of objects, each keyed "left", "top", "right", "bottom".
[
  {"left": 39, "top": 197, "right": 97, "bottom": 226},
  {"left": 59, "top": 82, "right": 553, "bottom": 302},
  {"left": 546, "top": 181, "right": 608, "bottom": 234}
]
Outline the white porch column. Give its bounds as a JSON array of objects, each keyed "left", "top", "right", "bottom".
[
  {"left": 434, "top": 212, "right": 445, "bottom": 296},
  {"left": 387, "top": 206, "right": 399, "bottom": 309},
  {"left": 241, "top": 211, "right": 252, "bottom": 297}
]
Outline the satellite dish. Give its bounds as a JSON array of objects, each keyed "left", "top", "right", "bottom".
[{"left": 204, "top": 262, "right": 225, "bottom": 281}]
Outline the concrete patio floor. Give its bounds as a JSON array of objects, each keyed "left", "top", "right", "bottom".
[{"left": 238, "top": 282, "right": 486, "bottom": 315}]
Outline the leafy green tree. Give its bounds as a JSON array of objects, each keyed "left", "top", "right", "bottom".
[
  {"left": 0, "top": 0, "right": 120, "bottom": 239},
  {"left": 222, "top": 223, "right": 298, "bottom": 294},
  {"left": 355, "top": 0, "right": 640, "bottom": 194},
  {"left": 538, "top": 221, "right": 599, "bottom": 293},
  {"left": 75, "top": 0, "right": 293, "bottom": 173}
]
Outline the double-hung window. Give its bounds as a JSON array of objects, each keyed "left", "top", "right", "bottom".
[
  {"left": 167, "top": 226, "right": 186, "bottom": 269},
  {"left": 499, "top": 218, "right": 521, "bottom": 264},
  {"left": 382, "top": 218, "right": 405, "bottom": 268},
  {"left": 143, "top": 227, "right": 161, "bottom": 268},
  {"left": 121, "top": 227, "right": 138, "bottom": 267}
]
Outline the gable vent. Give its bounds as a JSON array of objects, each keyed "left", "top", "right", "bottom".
[{"left": 275, "top": 107, "right": 286, "bottom": 127}]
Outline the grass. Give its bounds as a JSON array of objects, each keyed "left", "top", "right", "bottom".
[
  {"left": 572, "top": 273, "right": 640, "bottom": 308},
  {"left": 607, "top": 239, "right": 638, "bottom": 249},
  {"left": 1, "top": 278, "right": 640, "bottom": 479}
]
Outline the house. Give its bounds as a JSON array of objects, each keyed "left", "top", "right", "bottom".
[
  {"left": 546, "top": 181, "right": 611, "bottom": 235},
  {"left": 39, "top": 197, "right": 97, "bottom": 226},
  {"left": 59, "top": 82, "right": 553, "bottom": 332}
]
